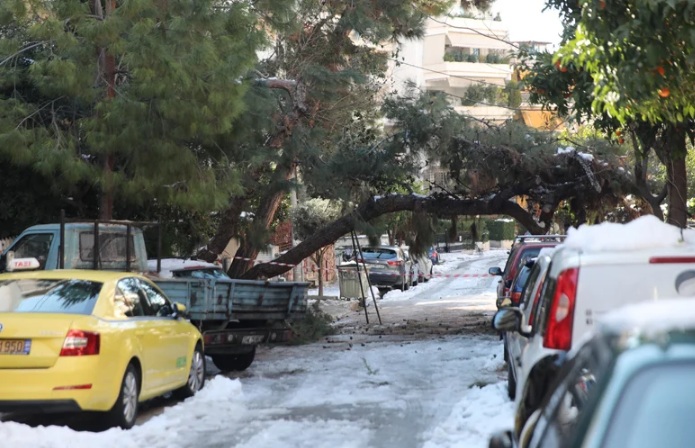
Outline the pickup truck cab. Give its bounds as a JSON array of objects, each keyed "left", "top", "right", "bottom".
[{"left": 1, "top": 223, "right": 147, "bottom": 272}]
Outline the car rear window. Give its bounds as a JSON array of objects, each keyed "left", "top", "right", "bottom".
[
  {"left": 602, "top": 362, "right": 695, "bottom": 448},
  {"left": 513, "top": 266, "right": 533, "bottom": 292},
  {"left": 0, "top": 279, "right": 102, "bottom": 315},
  {"left": 505, "top": 245, "right": 548, "bottom": 278},
  {"left": 361, "top": 248, "right": 398, "bottom": 260},
  {"left": 173, "top": 268, "right": 229, "bottom": 280}
]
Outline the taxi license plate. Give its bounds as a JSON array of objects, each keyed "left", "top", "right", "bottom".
[
  {"left": 0, "top": 339, "right": 31, "bottom": 355},
  {"left": 242, "top": 335, "right": 265, "bottom": 344}
]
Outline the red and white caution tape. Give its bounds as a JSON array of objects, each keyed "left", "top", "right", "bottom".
[{"left": 227, "top": 256, "right": 492, "bottom": 278}]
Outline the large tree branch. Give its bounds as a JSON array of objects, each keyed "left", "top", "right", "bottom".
[{"left": 241, "top": 194, "right": 544, "bottom": 280}]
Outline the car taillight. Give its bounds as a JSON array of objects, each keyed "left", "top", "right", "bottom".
[
  {"left": 543, "top": 268, "right": 579, "bottom": 351},
  {"left": 60, "top": 330, "right": 100, "bottom": 356},
  {"left": 387, "top": 260, "right": 403, "bottom": 267},
  {"left": 511, "top": 291, "right": 522, "bottom": 306}
]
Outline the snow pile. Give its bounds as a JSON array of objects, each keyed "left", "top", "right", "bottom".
[
  {"left": 564, "top": 215, "right": 695, "bottom": 253},
  {"left": 0, "top": 377, "right": 245, "bottom": 448},
  {"left": 423, "top": 382, "right": 515, "bottom": 448},
  {"left": 556, "top": 146, "right": 594, "bottom": 161}
]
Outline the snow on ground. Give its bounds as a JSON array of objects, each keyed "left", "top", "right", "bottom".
[
  {"left": 309, "top": 250, "right": 501, "bottom": 301},
  {"left": 1, "top": 250, "right": 514, "bottom": 448},
  {"left": 380, "top": 250, "right": 504, "bottom": 303}
]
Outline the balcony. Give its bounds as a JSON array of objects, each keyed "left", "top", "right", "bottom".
[{"left": 423, "top": 61, "right": 512, "bottom": 88}]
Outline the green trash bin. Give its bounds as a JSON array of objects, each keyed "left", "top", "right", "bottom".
[{"left": 338, "top": 262, "right": 370, "bottom": 300}]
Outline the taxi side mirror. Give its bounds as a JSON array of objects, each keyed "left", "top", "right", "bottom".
[{"left": 173, "top": 302, "right": 188, "bottom": 319}]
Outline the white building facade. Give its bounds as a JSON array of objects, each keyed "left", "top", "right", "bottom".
[{"left": 391, "top": 15, "right": 516, "bottom": 124}]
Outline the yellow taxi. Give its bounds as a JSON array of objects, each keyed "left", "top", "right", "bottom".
[{"left": 0, "top": 269, "right": 205, "bottom": 429}]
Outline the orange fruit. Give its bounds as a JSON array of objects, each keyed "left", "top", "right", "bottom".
[
  {"left": 656, "top": 66, "right": 665, "bottom": 76},
  {"left": 658, "top": 87, "right": 670, "bottom": 98}
]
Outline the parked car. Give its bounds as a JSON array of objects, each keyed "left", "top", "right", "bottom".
[
  {"left": 147, "top": 258, "right": 229, "bottom": 279},
  {"left": 489, "top": 239, "right": 562, "bottom": 309},
  {"left": 428, "top": 246, "right": 440, "bottom": 265},
  {"left": 0, "top": 269, "right": 205, "bottom": 429},
  {"left": 503, "top": 258, "right": 536, "bottom": 309},
  {"left": 493, "top": 241, "right": 695, "bottom": 437},
  {"left": 358, "top": 246, "right": 414, "bottom": 291},
  {"left": 502, "top": 249, "right": 555, "bottom": 400},
  {"left": 490, "top": 298, "right": 695, "bottom": 448},
  {"left": 413, "top": 252, "right": 433, "bottom": 284}
]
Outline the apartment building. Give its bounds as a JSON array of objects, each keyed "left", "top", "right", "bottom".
[{"left": 392, "top": 15, "right": 516, "bottom": 124}]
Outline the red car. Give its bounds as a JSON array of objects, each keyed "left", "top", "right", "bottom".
[{"left": 489, "top": 236, "right": 565, "bottom": 309}]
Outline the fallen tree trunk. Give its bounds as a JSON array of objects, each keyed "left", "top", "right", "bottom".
[{"left": 241, "top": 193, "right": 544, "bottom": 279}]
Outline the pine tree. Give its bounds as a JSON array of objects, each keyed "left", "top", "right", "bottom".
[
  {"left": 199, "top": 0, "right": 453, "bottom": 275},
  {"left": 0, "top": 0, "right": 263, "bottom": 219}
]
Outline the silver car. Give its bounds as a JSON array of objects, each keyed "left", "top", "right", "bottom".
[{"left": 358, "top": 246, "right": 414, "bottom": 290}]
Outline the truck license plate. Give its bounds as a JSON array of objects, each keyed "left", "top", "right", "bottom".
[{"left": 242, "top": 335, "right": 265, "bottom": 344}]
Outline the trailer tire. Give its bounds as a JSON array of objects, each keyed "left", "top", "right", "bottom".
[{"left": 211, "top": 347, "right": 256, "bottom": 372}]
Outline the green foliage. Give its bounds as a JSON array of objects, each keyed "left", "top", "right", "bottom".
[
  {"left": 0, "top": 157, "right": 97, "bottom": 237},
  {"left": 505, "top": 80, "right": 522, "bottom": 108},
  {"left": 487, "top": 220, "right": 516, "bottom": 240},
  {"left": 288, "top": 301, "right": 335, "bottom": 345},
  {"left": 0, "top": 0, "right": 262, "bottom": 215},
  {"left": 462, "top": 84, "right": 499, "bottom": 106},
  {"left": 292, "top": 199, "right": 342, "bottom": 241},
  {"left": 545, "top": 0, "right": 695, "bottom": 125}
]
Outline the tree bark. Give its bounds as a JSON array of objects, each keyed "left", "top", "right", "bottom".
[
  {"left": 629, "top": 124, "right": 666, "bottom": 220},
  {"left": 196, "top": 197, "right": 247, "bottom": 262},
  {"left": 314, "top": 248, "right": 326, "bottom": 296},
  {"left": 656, "top": 124, "right": 688, "bottom": 227},
  {"left": 241, "top": 194, "right": 545, "bottom": 280},
  {"left": 226, "top": 164, "right": 294, "bottom": 278},
  {"left": 95, "top": 0, "right": 117, "bottom": 220}
]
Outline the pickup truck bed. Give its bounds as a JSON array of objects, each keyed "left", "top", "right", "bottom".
[{"left": 153, "top": 277, "right": 309, "bottom": 324}]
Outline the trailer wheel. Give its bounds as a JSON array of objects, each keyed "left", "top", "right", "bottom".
[{"left": 211, "top": 347, "right": 256, "bottom": 372}]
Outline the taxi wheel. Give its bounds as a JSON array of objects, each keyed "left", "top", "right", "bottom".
[
  {"left": 174, "top": 344, "right": 206, "bottom": 399},
  {"left": 106, "top": 363, "right": 139, "bottom": 429},
  {"left": 211, "top": 347, "right": 256, "bottom": 372}
]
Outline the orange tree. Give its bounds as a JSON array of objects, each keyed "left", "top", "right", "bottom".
[{"left": 522, "top": 0, "right": 695, "bottom": 226}]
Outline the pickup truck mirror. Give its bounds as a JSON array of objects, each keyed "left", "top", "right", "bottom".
[{"left": 488, "top": 266, "right": 503, "bottom": 276}]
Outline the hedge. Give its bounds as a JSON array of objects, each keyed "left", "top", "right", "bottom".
[{"left": 487, "top": 220, "right": 516, "bottom": 241}]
